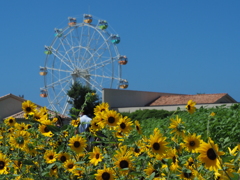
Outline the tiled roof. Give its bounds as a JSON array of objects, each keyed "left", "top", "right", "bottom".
[{"left": 149, "top": 93, "right": 236, "bottom": 106}]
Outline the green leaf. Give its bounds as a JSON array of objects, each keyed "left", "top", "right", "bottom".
[
  {"left": 149, "top": 172, "right": 155, "bottom": 180},
  {"left": 22, "top": 160, "right": 35, "bottom": 165},
  {"left": 46, "top": 125, "right": 61, "bottom": 133}
]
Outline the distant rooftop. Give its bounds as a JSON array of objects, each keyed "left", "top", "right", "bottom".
[{"left": 149, "top": 93, "right": 237, "bottom": 106}]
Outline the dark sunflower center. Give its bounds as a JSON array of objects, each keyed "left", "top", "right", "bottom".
[
  {"left": 108, "top": 117, "right": 115, "bottom": 124},
  {"left": 96, "top": 153, "right": 100, "bottom": 159},
  {"left": 51, "top": 165, "right": 57, "bottom": 170},
  {"left": 184, "top": 172, "right": 192, "bottom": 178},
  {"left": 26, "top": 107, "right": 32, "bottom": 112},
  {"left": 189, "top": 141, "right": 195, "bottom": 147},
  {"left": 153, "top": 142, "right": 160, "bottom": 150},
  {"left": 0, "top": 161, "right": 5, "bottom": 169},
  {"left": 120, "top": 160, "right": 129, "bottom": 169},
  {"left": 49, "top": 155, "right": 54, "bottom": 160},
  {"left": 153, "top": 170, "right": 160, "bottom": 177},
  {"left": 60, "top": 156, "right": 67, "bottom": 162},
  {"left": 95, "top": 123, "right": 98, "bottom": 127},
  {"left": 173, "top": 156, "right": 177, "bottom": 164},
  {"left": 134, "top": 147, "right": 140, "bottom": 153},
  {"left": 120, "top": 122, "right": 126, "bottom": 129},
  {"left": 136, "top": 125, "right": 139, "bottom": 131},
  {"left": 102, "top": 172, "right": 110, "bottom": 180},
  {"left": 100, "top": 109, "right": 105, "bottom": 112},
  {"left": 68, "top": 164, "right": 74, "bottom": 169},
  {"left": 188, "top": 162, "right": 193, "bottom": 166},
  {"left": 207, "top": 148, "right": 217, "bottom": 160},
  {"left": 27, "top": 125, "right": 32, "bottom": 129},
  {"left": 18, "top": 161, "right": 22, "bottom": 166},
  {"left": 187, "top": 105, "right": 191, "bottom": 110},
  {"left": 9, "top": 119, "right": 13, "bottom": 123},
  {"left": 44, "top": 127, "right": 50, "bottom": 132},
  {"left": 74, "top": 141, "right": 81, "bottom": 148}
]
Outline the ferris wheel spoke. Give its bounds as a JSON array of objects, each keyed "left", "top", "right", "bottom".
[
  {"left": 82, "top": 76, "right": 103, "bottom": 93},
  {"left": 82, "top": 35, "right": 111, "bottom": 68},
  {"left": 59, "top": 38, "right": 77, "bottom": 69},
  {"left": 49, "top": 79, "right": 72, "bottom": 112},
  {"left": 50, "top": 48, "right": 74, "bottom": 71},
  {"left": 45, "top": 74, "right": 72, "bottom": 88},
  {"left": 76, "top": 25, "right": 84, "bottom": 68},
  {"left": 85, "top": 58, "right": 113, "bottom": 72},
  {"left": 61, "top": 36, "right": 80, "bottom": 69},
  {"left": 45, "top": 67, "right": 72, "bottom": 73},
  {"left": 88, "top": 73, "right": 121, "bottom": 80}
]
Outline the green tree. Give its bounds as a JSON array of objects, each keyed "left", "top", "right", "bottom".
[{"left": 67, "top": 82, "right": 100, "bottom": 119}]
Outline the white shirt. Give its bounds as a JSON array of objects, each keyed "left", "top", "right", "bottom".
[{"left": 78, "top": 115, "right": 92, "bottom": 133}]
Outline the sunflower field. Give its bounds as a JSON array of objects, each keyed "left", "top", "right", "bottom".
[{"left": 0, "top": 97, "right": 239, "bottom": 179}]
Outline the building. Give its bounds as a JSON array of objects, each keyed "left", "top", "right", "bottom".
[
  {"left": 0, "top": 93, "right": 70, "bottom": 122},
  {"left": 102, "top": 89, "right": 238, "bottom": 113}
]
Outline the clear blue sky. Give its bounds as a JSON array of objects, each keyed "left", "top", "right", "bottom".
[{"left": 1, "top": 1, "right": 240, "bottom": 111}]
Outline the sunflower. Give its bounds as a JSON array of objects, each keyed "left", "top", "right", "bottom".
[
  {"left": 132, "top": 140, "right": 146, "bottom": 157},
  {"left": 38, "top": 124, "right": 54, "bottom": 137},
  {"left": 13, "top": 160, "right": 22, "bottom": 173},
  {"left": 44, "top": 149, "right": 57, "bottom": 164},
  {"left": 68, "top": 135, "right": 87, "bottom": 153},
  {"left": 228, "top": 145, "right": 239, "bottom": 156},
  {"left": 25, "top": 124, "right": 32, "bottom": 129},
  {"left": 15, "top": 122, "right": 27, "bottom": 131},
  {"left": 185, "top": 100, "right": 196, "bottom": 114},
  {"left": 198, "top": 138, "right": 225, "bottom": 172},
  {"left": 134, "top": 120, "right": 142, "bottom": 134},
  {"left": 90, "top": 116, "right": 104, "bottom": 133},
  {"left": 184, "top": 157, "right": 197, "bottom": 169},
  {"left": 22, "top": 100, "right": 37, "bottom": 114},
  {"left": 23, "top": 142, "right": 37, "bottom": 155},
  {"left": 103, "top": 110, "right": 121, "bottom": 128},
  {"left": 32, "top": 110, "right": 45, "bottom": 121},
  {"left": 39, "top": 106, "right": 48, "bottom": 115},
  {"left": 4, "top": 117, "right": 16, "bottom": 127},
  {"left": 148, "top": 130, "right": 168, "bottom": 155},
  {"left": 178, "top": 168, "right": 197, "bottom": 180},
  {"left": 89, "top": 146, "right": 103, "bottom": 166},
  {"left": 63, "top": 159, "right": 77, "bottom": 173},
  {"left": 73, "top": 168, "right": 84, "bottom": 179},
  {"left": 0, "top": 153, "right": 10, "bottom": 174},
  {"left": 9, "top": 130, "right": 30, "bottom": 150},
  {"left": 210, "top": 112, "right": 216, "bottom": 117},
  {"left": 7, "top": 127, "right": 14, "bottom": 134},
  {"left": 116, "top": 116, "right": 133, "bottom": 135},
  {"left": 166, "top": 148, "right": 179, "bottom": 172},
  {"left": 144, "top": 163, "right": 162, "bottom": 178},
  {"left": 95, "top": 165, "right": 115, "bottom": 180},
  {"left": 169, "top": 115, "right": 185, "bottom": 138},
  {"left": 57, "top": 152, "right": 70, "bottom": 163},
  {"left": 114, "top": 145, "right": 133, "bottom": 159},
  {"left": 49, "top": 165, "right": 58, "bottom": 178},
  {"left": 114, "top": 155, "right": 133, "bottom": 175},
  {"left": 70, "top": 119, "right": 80, "bottom": 127},
  {"left": 94, "top": 102, "right": 109, "bottom": 115},
  {"left": 183, "top": 133, "right": 202, "bottom": 153}
]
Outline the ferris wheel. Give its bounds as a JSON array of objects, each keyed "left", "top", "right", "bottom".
[{"left": 39, "top": 14, "right": 128, "bottom": 115}]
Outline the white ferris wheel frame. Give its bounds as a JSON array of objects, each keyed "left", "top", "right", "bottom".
[{"left": 40, "top": 16, "right": 127, "bottom": 115}]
